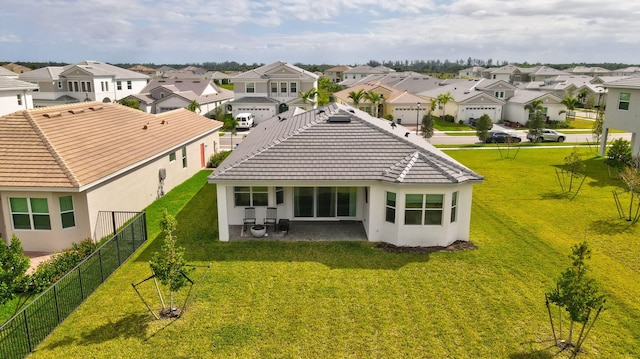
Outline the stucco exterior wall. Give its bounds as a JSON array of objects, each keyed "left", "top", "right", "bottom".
[
  {"left": 0, "top": 90, "right": 33, "bottom": 116},
  {"left": 0, "top": 191, "right": 90, "bottom": 252},
  {"left": 603, "top": 87, "right": 640, "bottom": 155},
  {"left": 216, "top": 181, "right": 477, "bottom": 248}
]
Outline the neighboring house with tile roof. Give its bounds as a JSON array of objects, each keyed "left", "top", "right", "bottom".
[
  {"left": 333, "top": 81, "right": 426, "bottom": 123},
  {"left": 611, "top": 67, "right": 640, "bottom": 77},
  {"left": 123, "top": 78, "right": 233, "bottom": 115},
  {"left": 502, "top": 90, "right": 564, "bottom": 124},
  {"left": 418, "top": 79, "right": 509, "bottom": 124},
  {"left": 19, "top": 60, "right": 149, "bottom": 107},
  {"left": 208, "top": 103, "right": 483, "bottom": 247},
  {"left": 0, "top": 74, "right": 38, "bottom": 116},
  {"left": 2, "top": 63, "right": 31, "bottom": 74},
  {"left": 230, "top": 61, "right": 319, "bottom": 122},
  {"left": 128, "top": 64, "right": 158, "bottom": 77},
  {"left": 0, "top": 102, "right": 223, "bottom": 252},
  {"left": 324, "top": 65, "right": 352, "bottom": 83},
  {"left": 341, "top": 65, "right": 395, "bottom": 82},
  {"left": 600, "top": 76, "right": 640, "bottom": 156},
  {"left": 458, "top": 66, "right": 485, "bottom": 78},
  {"left": 564, "top": 66, "right": 611, "bottom": 77}
]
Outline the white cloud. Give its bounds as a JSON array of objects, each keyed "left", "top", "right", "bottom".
[{"left": 1, "top": 0, "right": 639, "bottom": 64}]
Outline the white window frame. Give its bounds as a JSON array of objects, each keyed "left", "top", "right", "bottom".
[
  {"left": 246, "top": 82, "right": 255, "bottom": 93},
  {"left": 59, "top": 196, "right": 76, "bottom": 229},
  {"left": 450, "top": 191, "right": 458, "bottom": 223},
  {"left": 9, "top": 197, "right": 51, "bottom": 231},
  {"left": 234, "top": 186, "right": 269, "bottom": 207},
  {"left": 619, "top": 92, "right": 630, "bottom": 111},
  {"left": 385, "top": 191, "right": 396, "bottom": 223}
]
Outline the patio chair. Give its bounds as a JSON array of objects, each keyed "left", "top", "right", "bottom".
[
  {"left": 264, "top": 207, "right": 277, "bottom": 233},
  {"left": 242, "top": 207, "right": 256, "bottom": 236}
]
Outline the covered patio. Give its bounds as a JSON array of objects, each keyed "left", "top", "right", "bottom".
[{"left": 228, "top": 221, "right": 367, "bottom": 242}]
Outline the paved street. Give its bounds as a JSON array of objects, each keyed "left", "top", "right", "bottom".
[{"left": 218, "top": 124, "right": 630, "bottom": 151}]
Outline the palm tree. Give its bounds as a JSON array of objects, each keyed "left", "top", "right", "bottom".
[
  {"left": 363, "top": 91, "right": 383, "bottom": 117},
  {"left": 225, "top": 117, "right": 239, "bottom": 150},
  {"left": 525, "top": 99, "right": 545, "bottom": 138},
  {"left": 186, "top": 100, "right": 201, "bottom": 113},
  {"left": 300, "top": 87, "right": 319, "bottom": 109},
  {"left": 436, "top": 92, "right": 454, "bottom": 119},
  {"left": 559, "top": 96, "right": 579, "bottom": 122},
  {"left": 347, "top": 89, "right": 365, "bottom": 106}
]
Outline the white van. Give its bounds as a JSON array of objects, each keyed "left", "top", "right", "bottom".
[{"left": 235, "top": 112, "right": 255, "bottom": 129}]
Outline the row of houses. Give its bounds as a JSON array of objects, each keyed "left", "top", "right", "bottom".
[{"left": 2, "top": 60, "right": 640, "bottom": 253}]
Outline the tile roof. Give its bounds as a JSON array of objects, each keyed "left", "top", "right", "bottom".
[
  {"left": 60, "top": 61, "right": 149, "bottom": 80},
  {"left": 233, "top": 61, "right": 319, "bottom": 80},
  {"left": 18, "top": 66, "right": 65, "bottom": 81},
  {"left": 0, "top": 67, "right": 17, "bottom": 77},
  {"left": 603, "top": 75, "right": 640, "bottom": 88},
  {"left": 210, "top": 104, "right": 483, "bottom": 184},
  {"left": 0, "top": 102, "right": 223, "bottom": 189},
  {"left": 0, "top": 77, "right": 39, "bottom": 91}
]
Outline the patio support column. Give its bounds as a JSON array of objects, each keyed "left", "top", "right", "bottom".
[
  {"left": 217, "top": 185, "right": 230, "bottom": 241},
  {"left": 599, "top": 127, "right": 609, "bottom": 157}
]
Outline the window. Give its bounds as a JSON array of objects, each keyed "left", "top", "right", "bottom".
[
  {"left": 10, "top": 198, "right": 51, "bottom": 230},
  {"left": 127, "top": 80, "right": 132, "bottom": 90},
  {"left": 16, "top": 94, "right": 22, "bottom": 105},
  {"left": 290, "top": 82, "right": 297, "bottom": 94},
  {"left": 271, "top": 82, "right": 278, "bottom": 95},
  {"left": 81, "top": 82, "right": 87, "bottom": 92},
  {"left": 59, "top": 196, "right": 76, "bottom": 229},
  {"left": 450, "top": 191, "right": 458, "bottom": 223},
  {"left": 246, "top": 82, "right": 255, "bottom": 93},
  {"left": 101, "top": 82, "right": 105, "bottom": 91},
  {"left": 619, "top": 92, "right": 630, "bottom": 110},
  {"left": 86, "top": 82, "right": 92, "bottom": 92},
  {"left": 404, "top": 194, "right": 443, "bottom": 225},
  {"left": 68, "top": 81, "right": 79, "bottom": 92},
  {"left": 385, "top": 192, "right": 396, "bottom": 223},
  {"left": 234, "top": 186, "right": 268, "bottom": 206},
  {"left": 57, "top": 81, "right": 63, "bottom": 89},
  {"left": 276, "top": 187, "right": 284, "bottom": 205},
  {"left": 280, "top": 82, "right": 287, "bottom": 95},
  {"left": 169, "top": 152, "right": 176, "bottom": 162},
  {"left": 495, "top": 91, "right": 505, "bottom": 99},
  {"left": 117, "top": 81, "right": 122, "bottom": 90},
  {"left": 105, "top": 82, "right": 109, "bottom": 91},
  {"left": 181, "top": 147, "right": 187, "bottom": 168}
]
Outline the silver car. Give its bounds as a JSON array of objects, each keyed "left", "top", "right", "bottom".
[{"left": 527, "top": 129, "right": 567, "bottom": 142}]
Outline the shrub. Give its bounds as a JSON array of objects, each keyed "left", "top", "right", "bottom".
[
  {"left": 30, "top": 238, "right": 97, "bottom": 292},
  {"left": 207, "top": 151, "right": 231, "bottom": 168},
  {"left": 383, "top": 114, "right": 394, "bottom": 121},
  {"left": 444, "top": 114, "right": 455, "bottom": 123}
]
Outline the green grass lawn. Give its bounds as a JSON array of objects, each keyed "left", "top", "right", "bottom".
[
  {"left": 28, "top": 150, "right": 640, "bottom": 358},
  {"left": 433, "top": 118, "right": 473, "bottom": 131}
]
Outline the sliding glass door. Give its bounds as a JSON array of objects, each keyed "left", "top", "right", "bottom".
[{"left": 294, "top": 187, "right": 357, "bottom": 218}]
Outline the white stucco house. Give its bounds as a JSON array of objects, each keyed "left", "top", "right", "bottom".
[
  {"left": 600, "top": 77, "right": 640, "bottom": 156},
  {"left": 18, "top": 60, "right": 149, "bottom": 107},
  {"left": 0, "top": 67, "right": 38, "bottom": 116},
  {"left": 208, "top": 103, "right": 484, "bottom": 248},
  {"left": 123, "top": 78, "right": 233, "bottom": 115},
  {"left": 0, "top": 102, "right": 223, "bottom": 252},
  {"left": 229, "top": 61, "right": 319, "bottom": 123}
]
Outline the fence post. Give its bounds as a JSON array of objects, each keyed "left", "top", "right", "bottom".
[
  {"left": 54, "top": 285, "right": 61, "bottom": 324},
  {"left": 115, "top": 233, "right": 121, "bottom": 265},
  {"left": 98, "top": 248, "right": 104, "bottom": 282},
  {"left": 24, "top": 311, "right": 32, "bottom": 353},
  {"left": 142, "top": 212, "right": 148, "bottom": 247},
  {"left": 111, "top": 211, "right": 117, "bottom": 237},
  {"left": 78, "top": 267, "right": 84, "bottom": 300},
  {"left": 131, "top": 216, "right": 136, "bottom": 253}
]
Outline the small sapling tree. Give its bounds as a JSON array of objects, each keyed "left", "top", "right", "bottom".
[
  {"left": 421, "top": 114, "right": 434, "bottom": 141},
  {"left": 546, "top": 241, "right": 606, "bottom": 357},
  {"left": 556, "top": 147, "right": 587, "bottom": 200},
  {"left": 605, "top": 138, "right": 632, "bottom": 177},
  {"left": 475, "top": 114, "right": 492, "bottom": 143},
  {"left": 613, "top": 160, "right": 640, "bottom": 223},
  {"left": 149, "top": 209, "right": 193, "bottom": 318}
]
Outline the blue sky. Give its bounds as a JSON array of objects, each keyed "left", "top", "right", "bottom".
[{"left": 1, "top": 0, "right": 639, "bottom": 66}]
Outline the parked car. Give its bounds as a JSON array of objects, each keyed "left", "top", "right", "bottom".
[
  {"left": 526, "top": 129, "right": 566, "bottom": 142},
  {"left": 485, "top": 131, "right": 522, "bottom": 143},
  {"left": 235, "top": 112, "right": 255, "bottom": 129}
]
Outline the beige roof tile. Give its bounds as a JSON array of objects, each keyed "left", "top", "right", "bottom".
[{"left": 1, "top": 102, "right": 222, "bottom": 189}]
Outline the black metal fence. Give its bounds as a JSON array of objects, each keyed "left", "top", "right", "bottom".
[{"left": 0, "top": 211, "right": 147, "bottom": 359}]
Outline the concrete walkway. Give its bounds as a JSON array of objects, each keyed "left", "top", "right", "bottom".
[{"left": 24, "top": 251, "right": 54, "bottom": 274}]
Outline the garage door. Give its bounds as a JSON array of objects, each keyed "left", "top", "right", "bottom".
[
  {"left": 462, "top": 106, "right": 500, "bottom": 123},
  {"left": 235, "top": 107, "right": 275, "bottom": 123}
]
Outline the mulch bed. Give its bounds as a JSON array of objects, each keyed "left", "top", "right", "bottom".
[{"left": 376, "top": 240, "right": 477, "bottom": 254}]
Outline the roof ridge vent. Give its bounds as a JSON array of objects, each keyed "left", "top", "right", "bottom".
[
  {"left": 89, "top": 105, "right": 103, "bottom": 111},
  {"left": 43, "top": 112, "right": 62, "bottom": 118},
  {"left": 68, "top": 109, "right": 85, "bottom": 114}
]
